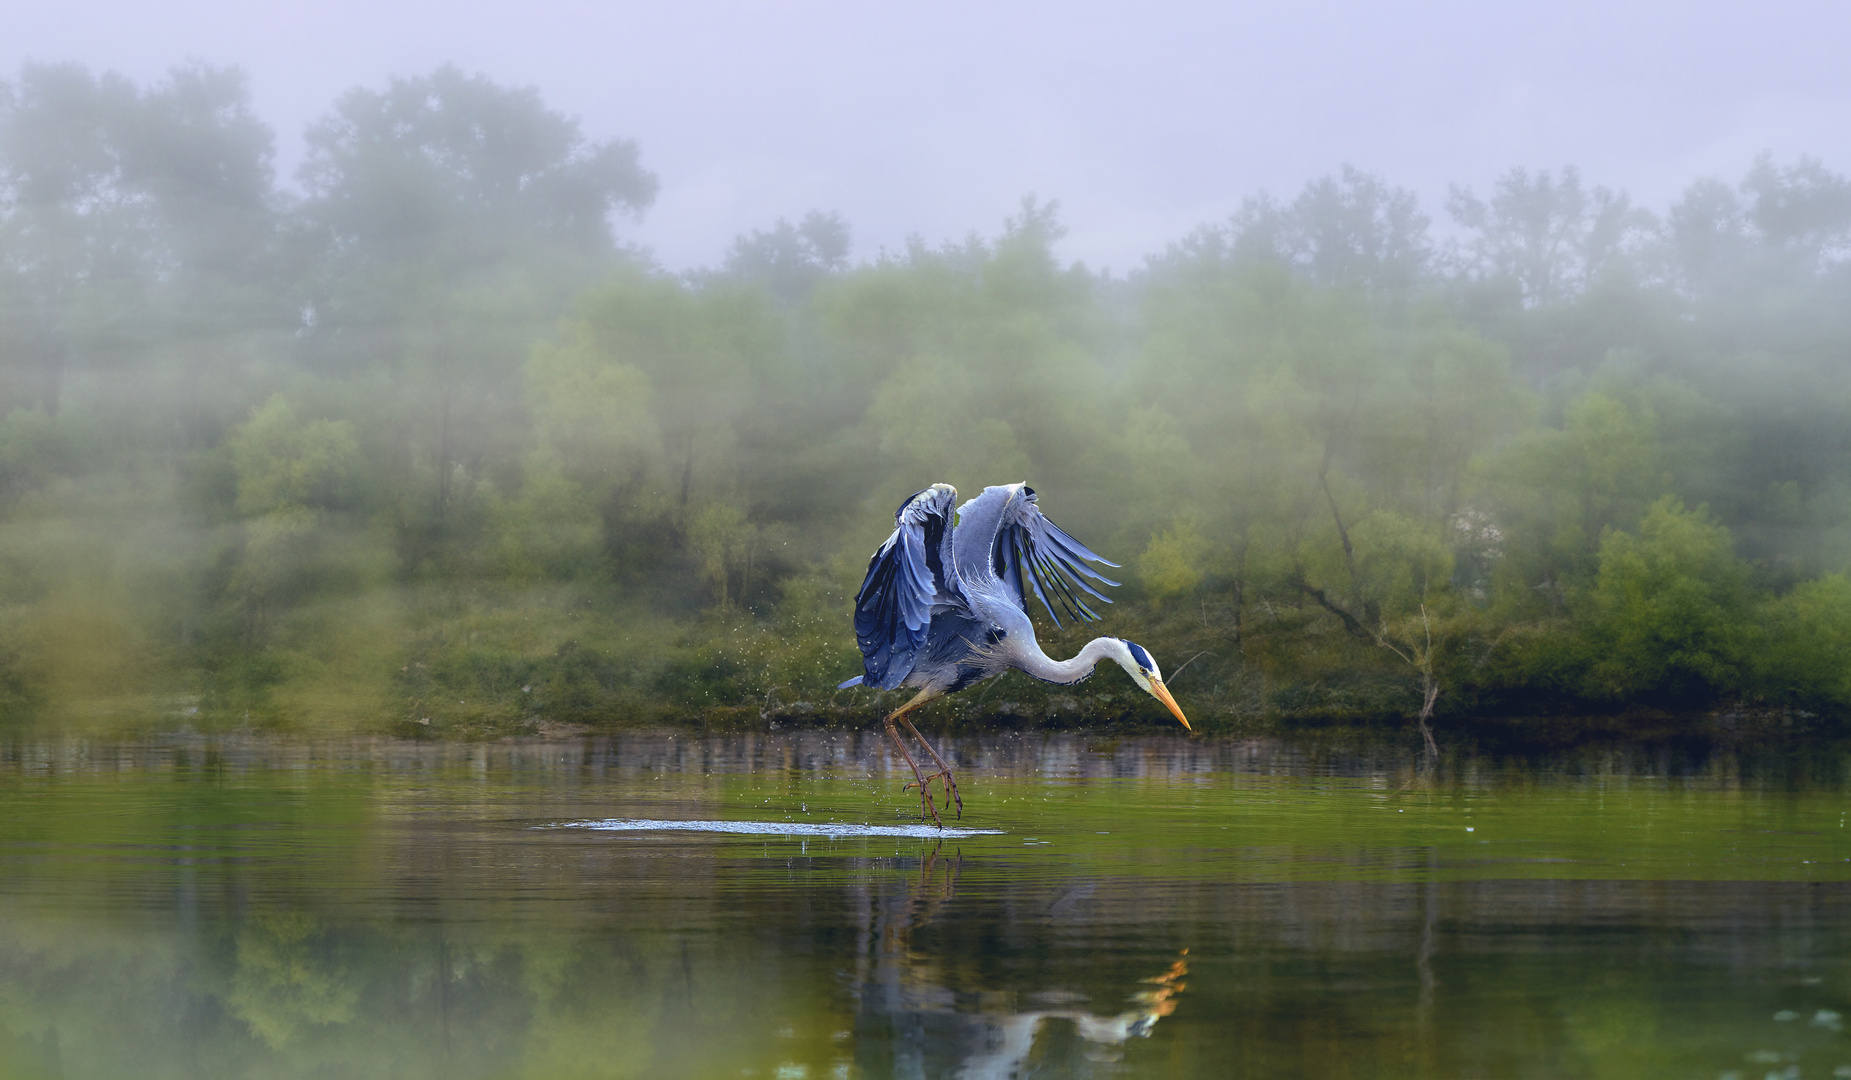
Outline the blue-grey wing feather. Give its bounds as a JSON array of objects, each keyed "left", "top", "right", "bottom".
[
  {"left": 852, "top": 484, "right": 959, "bottom": 690},
  {"left": 955, "top": 484, "right": 1121, "bottom": 630}
]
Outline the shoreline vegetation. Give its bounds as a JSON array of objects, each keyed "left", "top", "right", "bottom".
[{"left": 3, "top": 63, "right": 1851, "bottom": 741}]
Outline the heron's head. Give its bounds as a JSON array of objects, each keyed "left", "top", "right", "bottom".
[{"left": 1111, "top": 639, "right": 1191, "bottom": 730}]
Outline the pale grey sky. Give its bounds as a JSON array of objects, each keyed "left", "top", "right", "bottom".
[{"left": 11, "top": 0, "right": 1851, "bottom": 272}]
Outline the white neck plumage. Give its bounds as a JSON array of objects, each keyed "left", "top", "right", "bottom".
[
  {"left": 1016, "top": 636, "right": 1138, "bottom": 687},
  {"left": 1012, "top": 633, "right": 1191, "bottom": 729}
]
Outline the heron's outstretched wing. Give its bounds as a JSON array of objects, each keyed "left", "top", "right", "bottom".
[
  {"left": 960, "top": 484, "right": 1120, "bottom": 629},
  {"left": 851, "top": 484, "right": 960, "bottom": 690}
]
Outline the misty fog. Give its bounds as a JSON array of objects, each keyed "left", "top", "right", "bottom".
[{"left": 1, "top": 59, "right": 1849, "bottom": 734}]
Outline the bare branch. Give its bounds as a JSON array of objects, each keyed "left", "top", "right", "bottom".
[
  {"left": 1166, "top": 650, "right": 1216, "bottom": 687},
  {"left": 1292, "top": 575, "right": 1374, "bottom": 641}
]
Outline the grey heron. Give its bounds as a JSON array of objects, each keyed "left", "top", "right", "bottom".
[{"left": 838, "top": 482, "right": 1191, "bottom": 824}]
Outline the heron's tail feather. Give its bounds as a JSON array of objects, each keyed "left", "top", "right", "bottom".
[{"left": 836, "top": 675, "right": 865, "bottom": 689}]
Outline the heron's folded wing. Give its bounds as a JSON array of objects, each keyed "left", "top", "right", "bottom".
[
  {"left": 996, "top": 488, "right": 1121, "bottom": 629},
  {"left": 852, "top": 484, "right": 958, "bottom": 690}
]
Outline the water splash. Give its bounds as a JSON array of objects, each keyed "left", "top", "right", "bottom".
[{"left": 546, "top": 818, "right": 1005, "bottom": 839}]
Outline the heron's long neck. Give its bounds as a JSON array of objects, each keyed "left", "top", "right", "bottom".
[{"left": 1017, "top": 636, "right": 1122, "bottom": 686}]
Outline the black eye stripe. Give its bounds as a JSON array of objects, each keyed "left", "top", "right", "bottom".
[{"left": 1123, "top": 640, "right": 1153, "bottom": 671}]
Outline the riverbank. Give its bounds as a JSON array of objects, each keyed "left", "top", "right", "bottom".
[{"left": 21, "top": 693, "right": 1824, "bottom": 752}]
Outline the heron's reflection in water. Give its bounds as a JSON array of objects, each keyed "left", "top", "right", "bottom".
[
  {"left": 953, "top": 952, "right": 1188, "bottom": 1078},
  {"left": 856, "top": 842, "right": 1188, "bottom": 1078}
]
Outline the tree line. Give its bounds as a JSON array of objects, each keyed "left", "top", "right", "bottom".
[{"left": 2, "top": 60, "right": 1849, "bottom": 734}]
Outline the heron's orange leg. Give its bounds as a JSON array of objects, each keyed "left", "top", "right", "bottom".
[
  {"left": 884, "top": 689, "right": 946, "bottom": 826},
  {"left": 897, "top": 715, "right": 961, "bottom": 819},
  {"left": 883, "top": 716, "right": 941, "bottom": 826}
]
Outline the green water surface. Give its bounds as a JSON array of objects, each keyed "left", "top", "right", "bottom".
[{"left": 2, "top": 731, "right": 1849, "bottom": 1079}]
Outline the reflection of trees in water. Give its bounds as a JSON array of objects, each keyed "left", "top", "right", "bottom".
[
  {"left": 218, "top": 911, "right": 686, "bottom": 1077},
  {"left": 11, "top": 730, "right": 1827, "bottom": 793},
  {"left": 228, "top": 910, "right": 359, "bottom": 1048}
]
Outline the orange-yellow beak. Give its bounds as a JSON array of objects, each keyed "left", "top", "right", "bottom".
[{"left": 1149, "top": 678, "right": 1191, "bottom": 731}]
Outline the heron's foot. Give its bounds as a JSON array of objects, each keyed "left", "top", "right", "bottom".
[
  {"left": 893, "top": 715, "right": 962, "bottom": 820},
  {"left": 902, "top": 777, "right": 944, "bottom": 827},
  {"left": 885, "top": 712, "right": 946, "bottom": 828},
  {"left": 917, "top": 768, "right": 961, "bottom": 819}
]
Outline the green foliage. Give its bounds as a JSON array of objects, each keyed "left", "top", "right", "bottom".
[
  {"left": 1351, "top": 510, "right": 1454, "bottom": 615},
  {"left": 228, "top": 395, "right": 360, "bottom": 516},
  {"left": 1139, "top": 517, "right": 1211, "bottom": 600},
  {"left": 1478, "top": 388, "right": 1665, "bottom": 619},
  {"left": 299, "top": 64, "right": 656, "bottom": 268},
  {"left": 1753, "top": 574, "right": 1851, "bottom": 706},
  {"left": 525, "top": 341, "right": 658, "bottom": 482},
  {"left": 1577, "top": 498, "right": 1750, "bottom": 700},
  {"left": 686, "top": 502, "right": 756, "bottom": 607}
]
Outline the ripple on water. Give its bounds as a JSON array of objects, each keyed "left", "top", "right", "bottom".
[{"left": 548, "top": 818, "right": 1006, "bottom": 839}]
